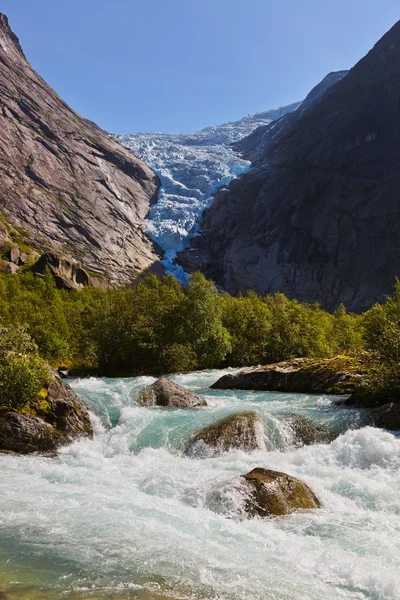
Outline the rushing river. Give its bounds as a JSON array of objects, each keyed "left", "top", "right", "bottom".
[{"left": 1, "top": 370, "right": 400, "bottom": 600}]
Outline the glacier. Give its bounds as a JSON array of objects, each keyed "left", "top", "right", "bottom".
[{"left": 116, "top": 102, "right": 299, "bottom": 280}]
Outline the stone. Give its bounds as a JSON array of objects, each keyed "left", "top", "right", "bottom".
[
  {"left": 370, "top": 402, "right": 400, "bottom": 430},
  {"left": 0, "top": 412, "right": 63, "bottom": 453},
  {"left": 177, "top": 21, "right": 400, "bottom": 312},
  {"left": 0, "top": 13, "right": 162, "bottom": 286},
  {"left": 186, "top": 411, "right": 265, "bottom": 457},
  {"left": 18, "top": 252, "right": 27, "bottom": 264},
  {"left": 284, "top": 414, "right": 337, "bottom": 446},
  {"left": 138, "top": 378, "right": 207, "bottom": 408},
  {"left": 9, "top": 246, "right": 19, "bottom": 264},
  {"left": 211, "top": 356, "right": 365, "bottom": 395},
  {"left": 1, "top": 260, "right": 19, "bottom": 274},
  {"left": 240, "top": 468, "right": 321, "bottom": 517},
  {"left": 0, "top": 370, "right": 93, "bottom": 454}
]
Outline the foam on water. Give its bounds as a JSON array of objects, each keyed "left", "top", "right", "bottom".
[{"left": 1, "top": 370, "right": 400, "bottom": 599}]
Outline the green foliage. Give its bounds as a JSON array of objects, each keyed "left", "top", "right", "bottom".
[
  {"left": 0, "top": 325, "right": 52, "bottom": 412},
  {"left": 0, "top": 266, "right": 384, "bottom": 378}
]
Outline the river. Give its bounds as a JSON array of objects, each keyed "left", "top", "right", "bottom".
[{"left": 1, "top": 370, "right": 399, "bottom": 599}]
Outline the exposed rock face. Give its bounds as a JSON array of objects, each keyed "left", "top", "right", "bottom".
[
  {"left": 186, "top": 411, "right": 266, "bottom": 457},
  {"left": 0, "top": 371, "right": 92, "bottom": 453},
  {"left": 138, "top": 378, "right": 207, "bottom": 408},
  {"left": 31, "top": 252, "right": 90, "bottom": 290},
  {"left": 240, "top": 468, "right": 320, "bottom": 517},
  {"left": 178, "top": 21, "right": 400, "bottom": 312},
  {"left": 0, "top": 13, "right": 162, "bottom": 284},
  {"left": 212, "top": 356, "right": 366, "bottom": 395},
  {"left": 284, "top": 414, "right": 337, "bottom": 446}
]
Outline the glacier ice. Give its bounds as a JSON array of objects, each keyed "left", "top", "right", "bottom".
[{"left": 116, "top": 102, "right": 299, "bottom": 280}]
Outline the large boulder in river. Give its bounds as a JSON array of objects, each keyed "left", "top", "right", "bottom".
[
  {"left": 212, "top": 356, "right": 366, "bottom": 395},
  {"left": 0, "top": 371, "right": 92, "bottom": 454},
  {"left": 138, "top": 378, "right": 207, "bottom": 408},
  {"left": 241, "top": 468, "right": 320, "bottom": 517},
  {"left": 284, "top": 414, "right": 338, "bottom": 446},
  {"left": 186, "top": 411, "right": 266, "bottom": 457}
]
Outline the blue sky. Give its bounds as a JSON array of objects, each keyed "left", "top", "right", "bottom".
[{"left": 2, "top": 0, "right": 400, "bottom": 133}]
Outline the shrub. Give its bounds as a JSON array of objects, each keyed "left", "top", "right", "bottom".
[{"left": 0, "top": 325, "right": 52, "bottom": 412}]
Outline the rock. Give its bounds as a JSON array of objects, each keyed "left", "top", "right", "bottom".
[
  {"left": 31, "top": 252, "right": 90, "bottom": 290},
  {"left": 240, "top": 468, "right": 320, "bottom": 517},
  {"left": 186, "top": 411, "right": 265, "bottom": 457},
  {"left": 284, "top": 414, "right": 337, "bottom": 446},
  {"left": 44, "top": 369, "right": 93, "bottom": 438},
  {"left": 212, "top": 356, "right": 366, "bottom": 395},
  {"left": 0, "top": 222, "right": 9, "bottom": 247},
  {"left": 0, "top": 13, "right": 162, "bottom": 286},
  {"left": 0, "top": 371, "right": 92, "bottom": 454},
  {"left": 0, "top": 412, "right": 63, "bottom": 453},
  {"left": 9, "top": 246, "right": 19, "bottom": 264},
  {"left": 1, "top": 260, "right": 19, "bottom": 274},
  {"left": 18, "top": 252, "right": 27, "bottom": 264},
  {"left": 177, "top": 21, "right": 400, "bottom": 312},
  {"left": 138, "top": 378, "right": 207, "bottom": 408},
  {"left": 370, "top": 403, "right": 400, "bottom": 430}
]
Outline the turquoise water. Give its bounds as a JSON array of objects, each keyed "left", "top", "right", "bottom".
[{"left": 1, "top": 370, "right": 400, "bottom": 599}]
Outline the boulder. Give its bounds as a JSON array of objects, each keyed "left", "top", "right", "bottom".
[
  {"left": 284, "top": 414, "right": 337, "bottom": 446},
  {"left": 370, "top": 402, "right": 400, "bottom": 430},
  {"left": 241, "top": 468, "right": 320, "bottom": 517},
  {"left": 1, "top": 260, "right": 19, "bottom": 274},
  {"left": 43, "top": 370, "right": 93, "bottom": 437},
  {"left": 0, "top": 371, "right": 92, "bottom": 454},
  {"left": 9, "top": 246, "right": 20, "bottom": 264},
  {"left": 138, "top": 378, "right": 207, "bottom": 408},
  {"left": 0, "top": 412, "right": 63, "bottom": 453},
  {"left": 212, "top": 356, "right": 366, "bottom": 395},
  {"left": 186, "top": 411, "right": 266, "bottom": 457}
]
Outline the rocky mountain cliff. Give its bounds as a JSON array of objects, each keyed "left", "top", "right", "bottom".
[
  {"left": 178, "top": 21, "right": 400, "bottom": 312},
  {"left": 116, "top": 102, "right": 299, "bottom": 281},
  {"left": 0, "top": 13, "right": 162, "bottom": 284}
]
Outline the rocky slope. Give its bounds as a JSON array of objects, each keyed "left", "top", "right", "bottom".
[
  {"left": 116, "top": 103, "right": 299, "bottom": 280},
  {"left": 178, "top": 21, "right": 400, "bottom": 312},
  {"left": 0, "top": 13, "right": 162, "bottom": 284}
]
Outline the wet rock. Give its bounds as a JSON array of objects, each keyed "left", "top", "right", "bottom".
[
  {"left": 138, "top": 378, "right": 207, "bottom": 408},
  {"left": 0, "top": 412, "right": 63, "bottom": 453},
  {"left": 241, "top": 468, "right": 321, "bottom": 517},
  {"left": 44, "top": 369, "right": 93, "bottom": 438},
  {"left": 186, "top": 411, "right": 265, "bottom": 457},
  {"left": 0, "top": 371, "right": 92, "bottom": 454},
  {"left": 212, "top": 356, "right": 366, "bottom": 395},
  {"left": 370, "top": 402, "right": 400, "bottom": 430},
  {"left": 284, "top": 414, "right": 337, "bottom": 446}
]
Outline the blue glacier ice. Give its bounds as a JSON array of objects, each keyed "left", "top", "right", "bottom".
[{"left": 116, "top": 102, "right": 299, "bottom": 280}]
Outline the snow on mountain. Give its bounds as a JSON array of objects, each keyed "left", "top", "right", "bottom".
[{"left": 116, "top": 102, "right": 299, "bottom": 280}]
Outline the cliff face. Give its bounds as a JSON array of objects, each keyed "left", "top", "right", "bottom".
[
  {"left": 178, "top": 21, "right": 400, "bottom": 312},
  {"left": 0, "top": 14, "right": 162, "bottom": 282}
]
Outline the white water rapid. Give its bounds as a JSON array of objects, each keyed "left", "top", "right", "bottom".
[{"left": 1, "top": 370, "right": 399, "bottom": 600}]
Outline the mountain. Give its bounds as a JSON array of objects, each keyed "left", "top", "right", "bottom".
[
  {"left": 116, "top": 103, "right": 299, "bottom": 279},
  {"left": 177, "top": 21, "right": 400, "bottom": 312},
  {"left": 0, "top": 13, "right": 162, "bottom": 284}
]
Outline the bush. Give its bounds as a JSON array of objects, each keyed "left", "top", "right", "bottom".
[{"left": 0, "top": 325, "right": 52, "bottom": 412}]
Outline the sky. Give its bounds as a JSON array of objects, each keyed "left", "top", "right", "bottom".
[{"left": 1, "top": 0, "right": 400, "bottom": 134}]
